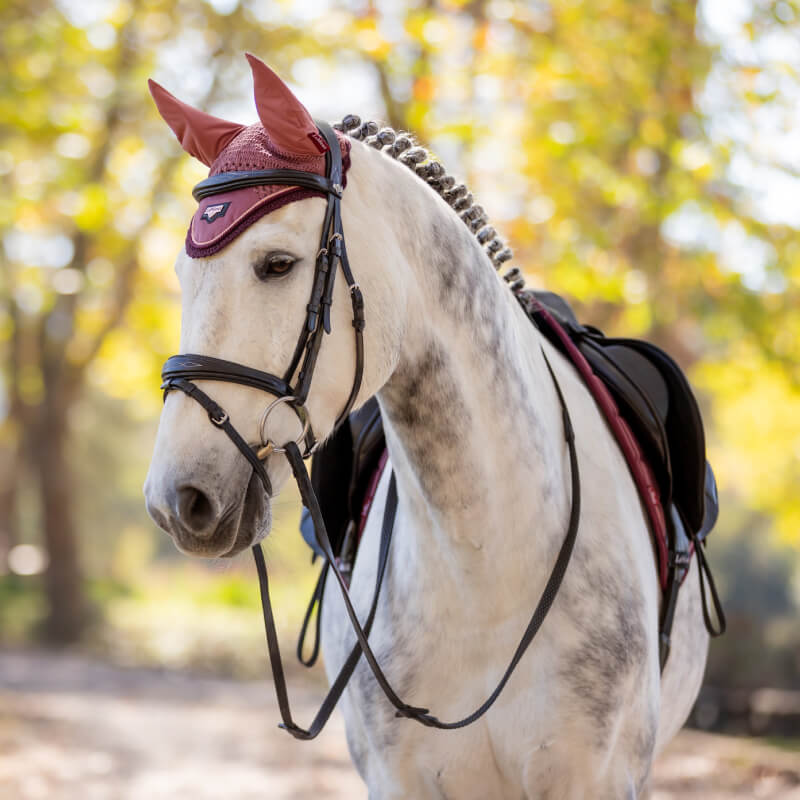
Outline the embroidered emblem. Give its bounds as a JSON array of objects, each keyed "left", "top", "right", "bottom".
[
  {"left": 307, "top": 131, "right": 329, "bottom": 153},
  {"left": 201, "top": 202, "right": 231, "bottom": 223}
]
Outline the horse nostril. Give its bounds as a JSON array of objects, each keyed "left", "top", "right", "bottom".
[{"left": 176, "top": 485, "right": 216, "bottom": 535}]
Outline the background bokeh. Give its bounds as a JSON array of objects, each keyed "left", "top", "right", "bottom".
[{"left": 1, "top": 0, "right": 799, "bottom": 753}]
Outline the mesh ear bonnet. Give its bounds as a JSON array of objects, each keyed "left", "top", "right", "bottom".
[{"left": 186, "top": 124, "right": 351, "bottom": 258}]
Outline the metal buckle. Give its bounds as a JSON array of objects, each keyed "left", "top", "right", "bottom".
[
  {"left": 209, "top": 410, "right": 229, "bottom": 427},
  {"left": 257, "top": 395, "right": 311, "bottom": 459}
]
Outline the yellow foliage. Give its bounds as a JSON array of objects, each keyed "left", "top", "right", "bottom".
[
  {"left": 74, "top": 184, "right": 109, "bottom": 231},
  {"left": 353, "top": 18, "right": 391, "bottom": 59},
  {"left": 694, "top": 352, "right": 800, "bottom": 548},
  {"left": 1, "top": 0, "right": 799, "bottom": 592}
]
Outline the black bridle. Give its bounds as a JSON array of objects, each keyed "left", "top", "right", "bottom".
[
  {"left": 160, "top": 120, "right": 581, "bottom": 740},
  {"left": 162, "top": 122, "right": 365, "bottom": 480}
]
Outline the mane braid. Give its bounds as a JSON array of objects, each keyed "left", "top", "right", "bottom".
[{"left": 333, "top": 115, "right": 525, "bottom": 295}]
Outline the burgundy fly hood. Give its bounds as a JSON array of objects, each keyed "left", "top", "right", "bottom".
[{"left": 149, "top": 53, "right": 350, "bottom": 258}]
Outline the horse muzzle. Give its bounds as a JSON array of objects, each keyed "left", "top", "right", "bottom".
[{"left": 145, "top": 468, "right": 271, "bottom": 558}]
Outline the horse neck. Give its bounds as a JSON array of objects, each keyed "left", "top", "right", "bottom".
[{"left": 359, "top": 152, "right": 570, "bottom": 568}]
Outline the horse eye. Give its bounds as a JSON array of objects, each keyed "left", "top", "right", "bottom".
[{"left": 255, "top": 252, "right": 297, "bottom": 280}]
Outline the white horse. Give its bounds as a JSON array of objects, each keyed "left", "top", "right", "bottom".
[{"left": 144, "top": 56, "right": 708, "bottom": 799}]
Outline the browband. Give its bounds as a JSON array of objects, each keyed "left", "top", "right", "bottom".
[{"left": 193, "top": 169, "right": 343, "bottom": 201}]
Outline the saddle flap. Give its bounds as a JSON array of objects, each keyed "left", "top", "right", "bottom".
[
  {"left": 347, "top": 398, "right": 387, "bottom": 519},
  {"left": 600, "top": 344, "right": 670, "bottom": 420},
  {"left": 303, "top": 415, "right": 354, "bottom": 557},
  {"left": 303, "top": 397, "right": 385, "bottom": 559},
  {"left": 577, "top": 337, "right": 671, "bottom": 494},
  {"left": 619, "top": 339, "right": 707, "bottom": 533}
]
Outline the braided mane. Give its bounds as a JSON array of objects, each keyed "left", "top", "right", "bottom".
[{"left": 334, "top": 115, "right": 526, "bottom": 295}]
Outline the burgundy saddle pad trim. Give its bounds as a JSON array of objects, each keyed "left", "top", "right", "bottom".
[
  {"left": 357, "top": 449, "right": 389, "bottom": 545},
  {"left": 533, "top": 301, "right": 670, "bottom": 589}
]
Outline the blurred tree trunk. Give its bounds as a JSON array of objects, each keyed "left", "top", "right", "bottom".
[
  {"left": 29, "top": 383, "right": 87, "bottom": 641},
  {"left": 0, "top": 5, "right": 225, "bottom": 640},
  {"left": 19, "top": 294, "right": 91, "bottom": 640},
  {"left": 0, "top": 440, "right": 19, "bottom": 565},
  {"left": 1, "top": 302, "right": 23, "bottom": 568}
]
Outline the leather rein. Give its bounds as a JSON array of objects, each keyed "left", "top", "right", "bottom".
[{"left": 160, "top": 120, "right": 582, "bottom": 740}]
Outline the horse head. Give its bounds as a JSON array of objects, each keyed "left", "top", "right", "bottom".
[{"left": 144, "top": 55, "right": 408, "bottom": 557}]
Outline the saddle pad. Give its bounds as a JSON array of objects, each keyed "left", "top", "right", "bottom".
[
  {"left": 300, "top": 297, "right": 710, "bottom": 593},
  {"left": 527, "top": 290, "right": 709, "bottom": 535},
  {"left": 530, "top": 300, "right": 670, "bottom": 588}
]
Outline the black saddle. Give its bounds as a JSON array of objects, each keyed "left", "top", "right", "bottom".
[
  {"left": 300, "top": 289, "right": 724, "bottom": 667},
  {"left": 524, "top": 290, "right": 718, "bottom": 543},
  {"left": 305, "top": 291, "right": 718, "bottom": 554}
]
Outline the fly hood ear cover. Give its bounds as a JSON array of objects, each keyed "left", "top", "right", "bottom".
[
  {"left": 246, "top": 53, "right": 330, "bottom": 158},
  {"left": 148, "top": 79, "right": 246, "bottom": 166},
  {"left": 148, "top": 56, "right": 350, "bottom": 259}
]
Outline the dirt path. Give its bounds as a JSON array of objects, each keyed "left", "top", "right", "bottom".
[{"left": 1, "top": 650, "right": 798, "bottom": 799}]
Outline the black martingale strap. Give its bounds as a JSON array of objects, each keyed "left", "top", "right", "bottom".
[{"left": 251, "top": 347, "right": 580, "bottom": 738}]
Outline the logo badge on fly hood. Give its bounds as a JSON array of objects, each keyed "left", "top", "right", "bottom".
[{"left": 200, "top": 202, "right": 231, "bottom": 223}]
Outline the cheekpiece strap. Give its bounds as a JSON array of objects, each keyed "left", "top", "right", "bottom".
[{"left": 162, "top": 377, "right": 273, "bottom": 497}]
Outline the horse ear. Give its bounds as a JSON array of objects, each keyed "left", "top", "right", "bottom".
[
  {"left": 148, "top": 79, "right": 246, "bottom": 166},
  {"left": 245, "top": 53, "right": 329, "bottom": 157}
]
